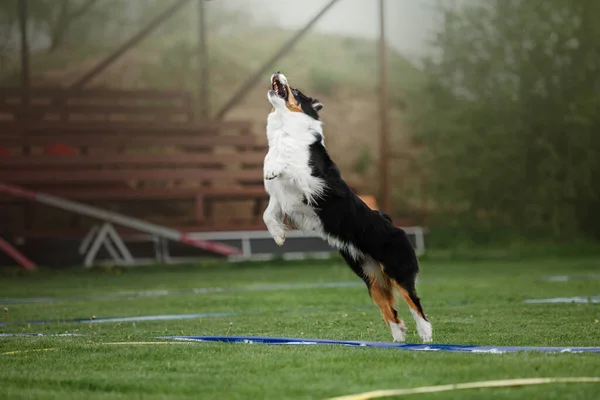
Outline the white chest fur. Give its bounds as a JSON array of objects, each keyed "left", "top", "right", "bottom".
[
  {"left": 263, "top": 110, "right": 325, "bottom": 232},
  {"left": 262, "top": 106, "right": 363, "bottom": 260}
]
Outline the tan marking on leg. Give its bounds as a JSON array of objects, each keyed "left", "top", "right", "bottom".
[
  {"left": 369, "top": 281, "right": 399, "bottom": 324},
  {"left": 393, "top": 283, "right": 427, "bottom": 321},
  {"left": 370, "top": 281, "right": 406, "bottom": 342}
]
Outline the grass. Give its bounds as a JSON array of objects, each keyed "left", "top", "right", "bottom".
[{"left": 1, "top": 257, "right": 600, "bottom": 399}]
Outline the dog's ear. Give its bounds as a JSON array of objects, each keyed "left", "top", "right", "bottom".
[{"left": 312, "top": 100, "right": 323, "bottom": 112}]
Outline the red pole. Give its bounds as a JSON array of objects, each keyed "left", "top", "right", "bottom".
[{"left": 0, "top": 236, "right": 36, "bottom": 271}]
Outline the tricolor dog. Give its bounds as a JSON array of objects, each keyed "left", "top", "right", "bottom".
[{"left": 263, "top": 71, "right": 432, "bottom": 343}]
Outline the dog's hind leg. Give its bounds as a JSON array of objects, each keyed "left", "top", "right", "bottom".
[
  {"left": 393, "top": 280, "right": 432, "bottom": 343},
  {"left": 380, "top": 232, "right": 432, "bottom": 343},
  {"left": 339, "top": 250, "right": 406, "bottom": 342},
  {"left": 368, "top": 266, "right": 407, "bottom": 342},
  {"left": 382, "top": 262, "right": 432, "bottom": 342}
]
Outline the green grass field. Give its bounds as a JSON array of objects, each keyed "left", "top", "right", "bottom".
[{"left": 1, "top": 256, "right": 599, "bottom": 399}]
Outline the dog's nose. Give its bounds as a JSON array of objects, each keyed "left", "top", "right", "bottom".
[{"left": 275, "top": 71, "right": 281, "bottom": 75}]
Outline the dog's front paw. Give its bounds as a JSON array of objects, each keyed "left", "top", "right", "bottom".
[
  {"left": 265, "top": 223, "right": 286, "bottom": 246},
  {"left": 273, "top": 233, "right": 286, "bottom": 246},
  {"left": 263, "top": 162, "right": 285, "bottom": 180},
  {"left": 264, "top": 170, "right": 281, "bottom": 180}
]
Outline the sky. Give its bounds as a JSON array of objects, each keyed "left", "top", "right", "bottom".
[{"left": 221, "top": 0, "right": 453, "bottom": 62}]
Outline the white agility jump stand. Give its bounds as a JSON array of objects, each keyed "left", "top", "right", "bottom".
[
  {"left": 188, "top": 227, "right": 428, "bottom": 260},
  {"left": 114, "top": 227, "right": 428, "bottom": 265},
  {"left": 0, "top": 183, "right": 241, "bottom": 267},
  {"left": 78, "top": 223, "right": 135, "bottom": 267}
]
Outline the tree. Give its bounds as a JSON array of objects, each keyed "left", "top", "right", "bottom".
[{"left": 410, "top": 0, "right": 600, "bottom": 238}]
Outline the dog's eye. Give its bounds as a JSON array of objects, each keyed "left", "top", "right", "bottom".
[{"left": 291, "top": 88, "right": 298, "bottom": 95}]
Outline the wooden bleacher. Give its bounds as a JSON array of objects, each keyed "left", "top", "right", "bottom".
[{"left": 0, "top": 87, "right": 269, "bottom": 235}]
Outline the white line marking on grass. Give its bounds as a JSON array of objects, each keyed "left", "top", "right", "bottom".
[
  {"left": 326, "top": 377, "right": 600, "bottom": 400},
  {"left": 524, "top": 296, "right": 600, "bottom": 304},
  {"left": 3, "top": 305, "right": 364, "bottom": 327},
  {"left": 0, "top": 281, "right": 364, "bottom": 305},
  {"left": 542, "top": 275, "right": 600, "bottom": 282},
  {"left": 0, "top": 311, "right": 246, "bottom": 327}
]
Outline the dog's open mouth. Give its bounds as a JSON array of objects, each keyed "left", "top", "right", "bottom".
[{"left": 272, "top": 76, "right": 288, "bottom": 100}]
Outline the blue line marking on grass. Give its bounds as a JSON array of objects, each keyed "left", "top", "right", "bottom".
[
  {"left": 158, "top": 336, "right": 600, "bottom": 354},
  {"left": 524, "top": 296, "right": 600, "bottom": 304},
  {"left": 0, "top": 281, "right": 364, "bottom": 305}
]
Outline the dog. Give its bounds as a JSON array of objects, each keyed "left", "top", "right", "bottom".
[{"left": 263, "top": 71, "right": 432, "bottom": 343}]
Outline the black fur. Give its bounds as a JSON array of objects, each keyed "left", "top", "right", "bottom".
[
  {"left": 291, "top": 86, "right": 427, "bottom": 322},
  {"left": 290, "top": 87, "right": 321, "bottom": 121}
]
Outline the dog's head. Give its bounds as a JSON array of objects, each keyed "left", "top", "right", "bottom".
[{"left": 268, "top": 71, "right": 323, "bottom": 120}]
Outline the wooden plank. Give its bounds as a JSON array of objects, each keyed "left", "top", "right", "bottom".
[
  {"left": 0, "top": 153, "right": 265, "bottom": 167},
  {"left": 0, "top": 186, "right": 266, "bottom": 202},
  {"left": 0, "top": 189, "right": 197, "bottom": 202},
  {"left": 147, "top": 220, "right": 265, "bottom": 232},
  {"left": 0, "top": 87, "right": 191, "bottom": 100},
  {"left": 0, "top": 120, "right": 253, "bottom": 134},
  {"left": 10, "top": 220, "right": 268, "bottom": 238},
  {"left": 1, "top": 134, "right": 260, "bottom": 148},
  {"left": 0, "top": 168, "right": 263, "bottom": 183},
  {"left": 0, "top": 104, "right": 190, "bottom": 116}
]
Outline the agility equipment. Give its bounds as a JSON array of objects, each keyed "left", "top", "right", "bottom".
[
  {"left": 0, "top": 182, "right": 241, "bottom": 266},
  {"left": 0, "top": 235, "right": 36, "bottom": 270}
]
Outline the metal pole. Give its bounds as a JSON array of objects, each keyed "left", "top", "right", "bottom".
[
  {"left": 214, "top": 0, "right": 341, "bottom": 119},
  {"left": 378, "top": 0, "right": 391, "bottom": 215},
  {"left": 17, "top": 0, "right": 30, "bottom": 96},
  {"left": 198, "top": 0, "right": 209, "bottom": 118},
  {"left": 70, "top": 0, "right": 191, "bottom": 89}
]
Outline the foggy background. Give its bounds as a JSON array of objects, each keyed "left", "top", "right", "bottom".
[
  {"left": 229, "top": 0, "right": 442, "bottom": 61},
  {"left": 2, "top": 0, "right": 600, "bottom": 250}
]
